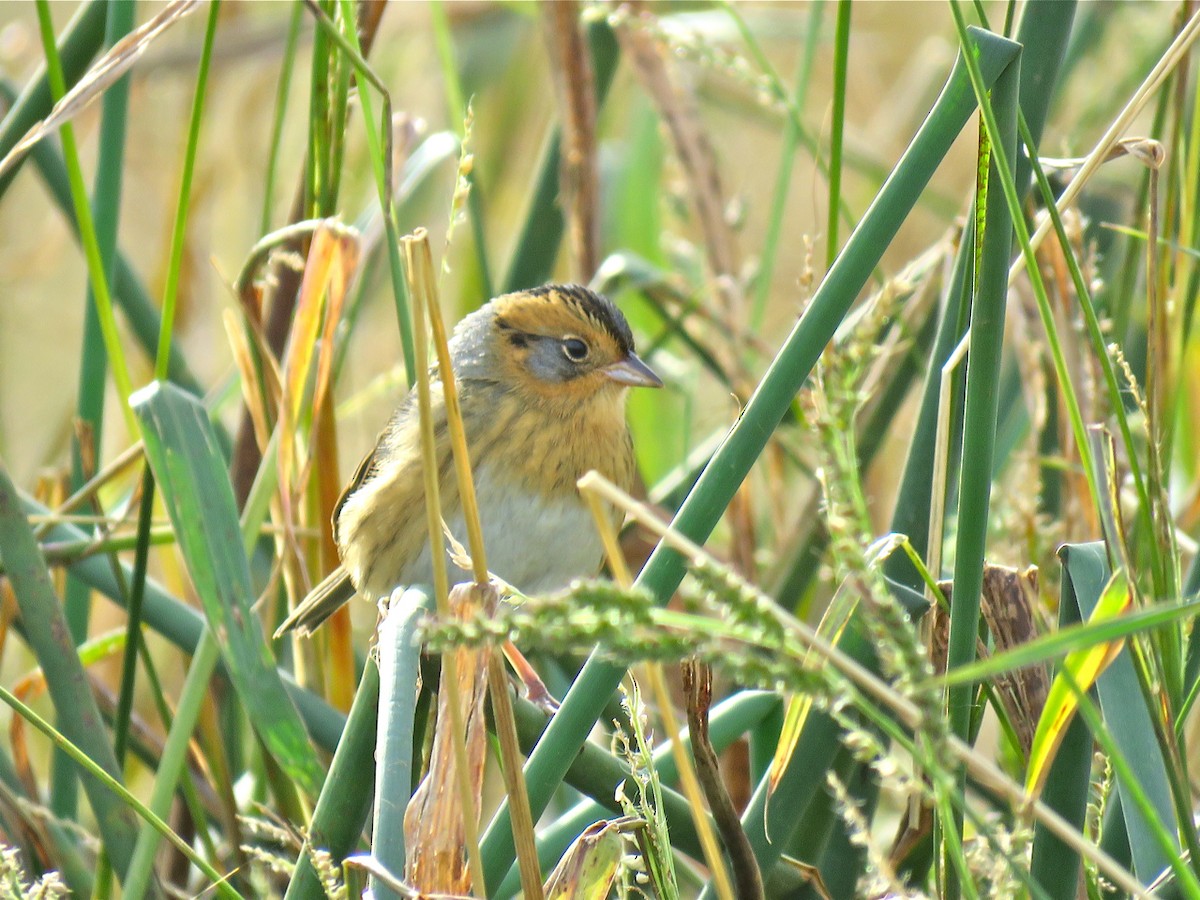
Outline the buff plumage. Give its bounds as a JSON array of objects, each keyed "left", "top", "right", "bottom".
[{"left": 276, "top": 284, "right": 660, "bottom": 637}]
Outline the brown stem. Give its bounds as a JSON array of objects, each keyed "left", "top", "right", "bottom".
[
  {"left": 681, "top": 659, "right": 763, "bottom": 900},
  {"left": 545, "top": 0, "right": 600, "bottom": 281}
]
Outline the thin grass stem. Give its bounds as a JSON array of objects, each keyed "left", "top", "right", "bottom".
[
  {"left": 0, "top": 681, "right": 241, "bottom": 899},
  {"left": 580, "top": 475, "right": 735, "bottom": 900},
  {"left": 402, "top": 232, "right": 488, "bottom": 896},
  {"left": 751, "top": 0, "right": 823, "bottom": 330},
  {"left": 826, "top": 0, "right": 850, "bottom": 270},
  {"left": 405, "top": 229, "right": 543, "bottom": 898},
  {"left": 156, "top": 0, "right": 219, "bottom": 380},
  {"left": 260, "top": 0, "right": 303, "bottom": 234},
  {"left": 33, "top": 0, "right": 135, "bottom": 435}
]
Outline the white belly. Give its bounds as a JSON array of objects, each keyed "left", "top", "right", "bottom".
[{"left": 398, "top": 465, "right": 603, "bottom": 597}]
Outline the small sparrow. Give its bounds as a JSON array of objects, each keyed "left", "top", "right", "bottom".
[{"left": 276, "top": 283, "right": 662, "bottom": 636}]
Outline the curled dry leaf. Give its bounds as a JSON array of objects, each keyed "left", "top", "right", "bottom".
[
  {"left": 403, "top": 582, "right": 491, "bottom": 896},
  {"left": 544, "top": 817, "right": 640, "bottom": 900},
  {"left": 930, "top": 563, "right": 1047, "bottom": 758}
]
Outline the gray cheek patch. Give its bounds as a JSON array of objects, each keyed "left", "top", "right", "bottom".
[{"left": 527, "top": 338, "right": 585, "bottom": 383}]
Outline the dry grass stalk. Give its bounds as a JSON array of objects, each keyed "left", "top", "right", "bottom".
[
  {"left": 682, "top": 659, "right": 764, "bottom": 899},
  {"left": 579, "top": 473, "right": 736, "bottom": 900},
  {"left": 1011, "top": 12, "right": 1200, "bottom": 284},
  {"left": 545, "top": 0, "right": 601, "bottom": 280},
  {"left": 0, "top": 0, "right": 202, "bottom": 181},
  {"left": 613, "top": 3, "right": 742, "bottom": 324},
  {"left": 30, "top": 444, "right": 146, "bottom": 543},
  {"left": 241, "top": 222, "right": 357, "bottom": 692},
  {"left": 401, "top": 229, "right": 488, "bottom": 895},
  {"left": 407, "top": 227, "right": 544, "bottom": 896}
]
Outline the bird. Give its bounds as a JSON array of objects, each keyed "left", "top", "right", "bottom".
[{"left": 275, "top": 283, "right": 662, "bottom": 637}]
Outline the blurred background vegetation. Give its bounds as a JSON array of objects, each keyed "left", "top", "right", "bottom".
[
  {"left": 1, "top": 1, "right": 1167, "bottom": 490},
  {"left": 0, "top": 1, "right": 1198, "bottom": 898}
]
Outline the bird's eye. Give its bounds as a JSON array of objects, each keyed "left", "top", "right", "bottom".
[{"left": 562, "top": 337, "right": 590, "bottom": 362}]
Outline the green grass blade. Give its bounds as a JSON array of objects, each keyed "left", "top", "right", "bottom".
[
  {"left": 22, "top": 493, "right": 348, "bottom": 753},
  {"left": 156, "top": 0, "right": 219, "bottom": 381},
  {"left": 286, "top": 658, "right": 381, "bottom": 900},
  {"left": 55, "top": 0, "right": 136, "bottom": 825},
  {"left": 1061, "top": 543, "right": 1176, "bottom": 886},
  {"left": 1012, "top": 0, "right": 1076, "bottom": 193},
  {"left": 132, "top": 381, "right": 325, "bottom": 796},
  {"left": 884, "top": 0, "right": 1077, "bottom": 600},
  {"left": 719, "top": 0, "right": 878, "bottom": 265},
  {"left": 769, "top": 288, "right": 940, "bottom": 607},
  {"left": 308, "top": 0, "right": 416, "bottom": 385},
  {"left": 719, "top": 691, "right": 846, "bottom": 897},
  {"left": 814, "top": 757, "right": 879, "bottom": 898},
  {"left": 70, "top": 0, "right": 132, "bottom": 496},
  {"left": 122, "top": 629, "right": 224, "bottom": 900},
  {"left": 305, "top": 0, "right": 332, "bottom": 216},
  {"left": 944, "top": 37, "right": 1020, "bottom": 869},
  {"left": 112, "top": 467, "right": 154, "bottom": 767},
  {"left": 260, "top": 1, "right": 302, "bottom": 234},
  {"left": 0, "top": 462, "right": 142, "bottom": 881},
  {"left": 882, "top": 222, "right": 973, "bottom": 594},
  {"left": 752, "top": 0, "right": 824, "bottom": 330},
  {"left": 1029, "top": 549, "right": 1100, "bottom": 899},
  {"left": 34, "top": 0, "right": 135, "bottom": 436},
  {"left": 77, "top": 0, "right": 134, "bottom": 646},
  {"left": 826, "top": 0, "right": 850, "bottom": 269}
]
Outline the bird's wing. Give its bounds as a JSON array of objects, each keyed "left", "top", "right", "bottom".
[
  {"left": 331, "top": 387, "right": 421, "bottom": 544},
  {"left": 275, "top": 400, "right": 416, "bottom": 639},
  {"left": 273, "top": 564, "right": 357, "bottom": 637}
]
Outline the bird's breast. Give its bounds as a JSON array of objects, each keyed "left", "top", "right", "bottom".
[
  {"left": 401, "top": 462, "right": 604, "bottom": 595},
  {"left": 339, "top": 384, "right": 634, "bottom": 602},
  {"left": 493, "top": 390, "right": 637, "bottom": 498}
]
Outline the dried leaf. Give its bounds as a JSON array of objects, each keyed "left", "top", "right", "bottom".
[
  {"left": 274, "top": 221, "right": 359, "bottom": 603},
  {"left": 544, "top": 818, "right": 633, "bottom": 900},
  {"left": 278, "top": 221, "right": 359, "bottom": 500},
  {"left": 978, "top": 564, "right": 1048, "bottom": 757},
  {"left": 222, "top": 310, "right": 276, "bottom": 456},
  {"left": 403, "top": 584, "right": 491, "bottom": 895}
]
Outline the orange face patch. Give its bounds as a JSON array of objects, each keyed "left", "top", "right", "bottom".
[{"left": 490, "top": 287, "right": 634, "bottom": 401}]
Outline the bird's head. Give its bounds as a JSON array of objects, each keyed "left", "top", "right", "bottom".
[{"left": 454, "top": 284, "right": 662, "bottom": 404}]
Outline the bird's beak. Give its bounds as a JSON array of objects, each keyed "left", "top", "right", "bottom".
[{"left": 603, "top": 352, "right": 663, "bottom": 388}]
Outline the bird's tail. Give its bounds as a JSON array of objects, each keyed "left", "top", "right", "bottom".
[{"left": 274, "top": 566, "right": 357, "bottom": 638}]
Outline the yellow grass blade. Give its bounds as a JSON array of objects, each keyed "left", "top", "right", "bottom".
[{"left": 1025, "top": 568, "right": 1131, "bottom": 797}]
